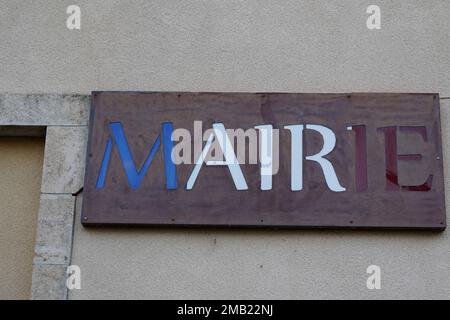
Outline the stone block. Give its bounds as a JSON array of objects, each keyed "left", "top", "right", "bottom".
[
  {"left": 33, "top": 194, "right": 75, "bottom": 265},
  {"left": 41, "top": 126, "right": 88, "bottom": 194},
  {"left": 31, "top": 264, "right": 67, "bottom": 300},
  {"left": 0, "top": 94, "right": 90, "bottom": 126}
]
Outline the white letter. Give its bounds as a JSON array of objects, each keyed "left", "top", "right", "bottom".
[
  {"left": 366, "top": 5, "right": 381, "bottom": 30},
  {"left": 227, "top": 128, "right": 258, "bottom": 165},
  {"left": 284, "top": 124, "right": 345, "bottom": 192},
  {"left": 305, "top": 125, "right": 346, "bottom": 192},
  {"left": 366, "top": 265, "right": 381, "bottom": 289},
  {"left": 171, "top": 128, "right": 192, "bottom": 164},
  {"left": 255, "top": 124, "right": 274, "bottom": 190},
  {"left": 193, "top": 120, "right": 203, "bottom": 163},
  {"left": 66, "top": 5, "right": 81, "bottom": 30},
  {"left": 66, "top": 265, "right": 81, "bottom": 290},
  {"left": 284, "top": 125, "right": 304, "bottom": 191},
  {"left": 186, "top": 123, "right": 248, "bottom": 190}
]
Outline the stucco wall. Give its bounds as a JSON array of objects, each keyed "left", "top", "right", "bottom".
[
  {"left": 0, "top": 0, "right": 449, "bottom": 299},
  {"left": 70, "top": 102, "right": 450, "bottom": 299},
  {"left": 0, "top": 137, "right": 44, "bottom": 299},
  {"left": 1, "top": 0, "right": 449, "bottom": 97}
]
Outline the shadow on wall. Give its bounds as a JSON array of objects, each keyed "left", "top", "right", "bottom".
[{"left": 0, "top": 137, "right": 45, "bottom": 299}]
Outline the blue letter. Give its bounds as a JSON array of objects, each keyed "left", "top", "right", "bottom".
[{"left": 96, "top": 122, "right": 177, "bottom": 189}]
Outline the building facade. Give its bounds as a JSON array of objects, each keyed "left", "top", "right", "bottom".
[{"left": 0, "top": 1, "right": 449, "bottom": 299}]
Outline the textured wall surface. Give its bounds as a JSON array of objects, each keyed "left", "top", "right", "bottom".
[
  {"left": 0, "top": 1, "right": 449, "bottom": 97},
  {"left": 0, "top": 138, "right": 44, "bottom": 299},
  {"left": 70, "top": 101, "right": 450, "bottom": 299},
  {"left": 0, "top": 0, "right": 449, "bottom": 299}
]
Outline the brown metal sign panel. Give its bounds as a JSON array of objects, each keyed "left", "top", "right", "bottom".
[{"left": 82, "top": 92, "right": 446, "bottom": 230}]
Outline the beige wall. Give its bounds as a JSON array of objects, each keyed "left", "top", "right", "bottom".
[
  {"left": 0, "top": 137, "right": 44, "bottom": 299},
  {"left": 0, "top": 0, "right": 449, "bottom": 97},
  {"left": 0, "top": 0, "right": 449, "bottom": 299}
]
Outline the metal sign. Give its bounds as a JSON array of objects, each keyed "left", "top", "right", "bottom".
[{"left": 82, "top": 92, "right": 446, "bottom": 230}]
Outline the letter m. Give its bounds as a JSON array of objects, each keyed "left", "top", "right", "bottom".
[{"left": 96, "top": 122, "right": 177, "bottom": 189}]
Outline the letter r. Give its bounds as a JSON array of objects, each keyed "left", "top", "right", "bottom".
[{"left": 284, "top": 124, "right": 345, "bottom": 192}]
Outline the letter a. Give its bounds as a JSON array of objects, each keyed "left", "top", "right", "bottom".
[
  {"left": 366, "top": 5, "right": 381, "bottom": 30},
  {"left": 66, "top": 5, "right": 81, "bottom": 30},
  {"left": 186, "top": 123, "right": 248, "bottom": 190}
]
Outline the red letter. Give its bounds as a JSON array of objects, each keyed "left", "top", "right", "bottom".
[
  {"left": 378, "top": 126, "right": 432, "bottom": 191},
  {"left": 349, "top": 125, "right": 368, "bottom": 192}
]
